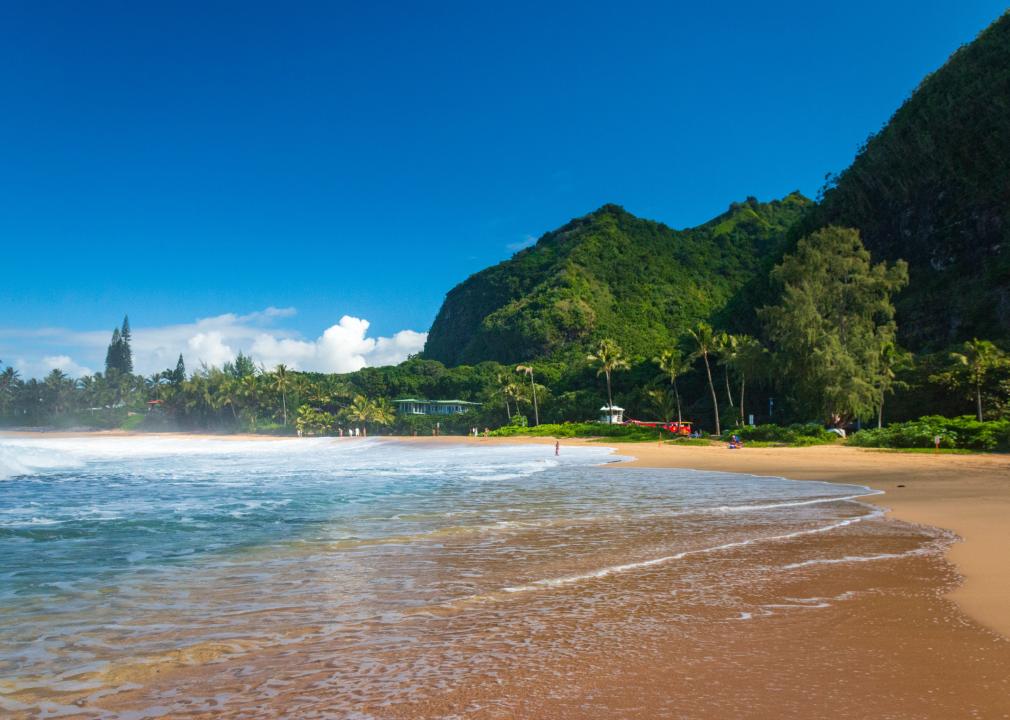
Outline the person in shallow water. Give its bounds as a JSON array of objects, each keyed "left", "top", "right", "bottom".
[{"left": 555, "top": 441, "right": 560, "bottom": 456}]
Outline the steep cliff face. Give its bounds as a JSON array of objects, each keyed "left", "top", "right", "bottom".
[
  {"left": 423, "top": 194, "right": 811, "bottom": 365},
  {"left": 801, "top": 12, "right": 1010, "bottom": 349}
]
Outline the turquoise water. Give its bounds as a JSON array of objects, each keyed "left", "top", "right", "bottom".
[{"left": 0, "top": 435, "right": 928, "bottom": 717}]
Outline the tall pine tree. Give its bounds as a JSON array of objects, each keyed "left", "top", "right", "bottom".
[
  {"left": 173, "top": 354, "right": 186, "bottom": 385},
  {"left": 120, "top": 315, "right": 133, "bottom": 374},
  {"left": 105, "top": 328, "right": 122, "bottom": 375},
  {"left": 104, "top": 316, "right": 135, "bottom": 375}
]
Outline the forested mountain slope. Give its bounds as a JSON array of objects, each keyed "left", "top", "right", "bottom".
[
  {"left": 799, "top": 11, "right": 1010, "bottom": 349},
  {"left": 423, "top": 194, "right": 810, "bottom": 365}
]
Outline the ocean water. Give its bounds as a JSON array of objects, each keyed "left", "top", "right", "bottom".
[{"left": 0, "top": 435, "right": 947, "bottom": 718}]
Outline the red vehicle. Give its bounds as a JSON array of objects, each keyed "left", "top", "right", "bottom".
[{"left": 625, "top": 419, "right": 693, "bottom": 436}]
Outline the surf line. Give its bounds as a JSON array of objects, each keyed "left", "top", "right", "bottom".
[{"left": 502, "top": 507, "right": 886, "bottom": 594}]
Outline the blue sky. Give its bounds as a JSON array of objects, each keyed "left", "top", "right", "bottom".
[{"left": 2, "top": 1, "right": 1006, "bottom": 377}]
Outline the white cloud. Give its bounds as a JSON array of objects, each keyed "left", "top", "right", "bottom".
[
  {"left": 368, "top": 329, "right": 428, "bottom": 367},
  {"left": 249, "top": 316, "right": 426, "bottom": 373},
  {"left": 42, "top": 355, "right": 93, "bottom": 378},
  {"left": 0, "top": 307, "right": 427, "bottom": 378},
  {"left": 187, "top": 332, "right": 236, "bottom": 369}
]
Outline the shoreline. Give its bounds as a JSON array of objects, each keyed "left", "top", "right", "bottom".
[{"left": 5, "top": 430, "right": 1009, "bottom": 638}]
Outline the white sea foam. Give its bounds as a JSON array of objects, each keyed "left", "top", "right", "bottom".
[
  {"left": 504, "top": 508, "right": 886, "bottom": 593},
  {"left": 782, "top": 547, "right": 931, "bottom": 570}
]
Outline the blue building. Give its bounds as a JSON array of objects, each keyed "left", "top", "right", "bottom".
[{"left": 394, "top": 399, "right": 481, "bottom": 416}]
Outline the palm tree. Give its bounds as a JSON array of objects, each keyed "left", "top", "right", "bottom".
[
  {"left": 646, "top": 387, "right": 677, "bottom": 423},
  {"left": 715, "top": 332, "right": 737, "bottom": 408},
  {"left": 0, "top": 365, "right": 21, "bottom": 416},
  {"left": 587, "top": 339, "right": 629, "bottom": 419},
  {"left": 219, "top": 375, "right": 240, "bottom": 421},
  {"left": 947, "top": 339, "right": 1005, "bottom": 422},
  {"left": 726, "top": 335, "right": 767, "bottom": 426},
  {"left": 43, "top": 369, "right": 73, "bottom": 416},
  {"left": 688, "top": 323, "right": 721, "bottom": 435},
  {"left": 270, "top": 364, "right": 291, "bottom": 426},
  {"left": 495, "top": 373, "right": 525, "bottom": 420},
  {"left": 345, "top": 394, "right": 375, "bottom": 436},
  {"left": 1, "top": 365, "right": 20, "bottom": 388},
  {"left": 238, "top": 373, "right": 261, "bottom": 429},
  {"left": 370, "top": 397, "right": 396, "bottom": 431},
  {"left": 874, "top": 342, "right": 911, "bottom": 428},
  {"left": 653, "top": 349, "right": 688, "bottom": 425},
  {"left": 515, "top": 364, "right": 539, "bottom": 426}
]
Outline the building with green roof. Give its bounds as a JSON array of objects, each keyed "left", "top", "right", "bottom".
[{"left": 394, "top": 399, "right": 481, "bottom": 416}]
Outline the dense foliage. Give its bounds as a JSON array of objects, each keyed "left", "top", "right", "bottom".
[
  {"left": 489, "top": 422, "right": 679, "bottom": 441},
  {"left": 424, "top": 195, "right": 811, "bottom": 365},
  {"left": 798, "top": 11, "right": 1010, "bottom": 350},
  {"left": 759, "top": 226, "right": 908, "bottom": 424},
  {"left": 848, "top": 416, "right": 1010, "bottom": 451},
  {"left": 734, "top": 423, "right": 838, "bottom": 446}
]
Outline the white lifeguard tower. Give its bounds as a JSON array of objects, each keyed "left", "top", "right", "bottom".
[{"left": 599, "top": 404, "right": 625, "bottom": 424}]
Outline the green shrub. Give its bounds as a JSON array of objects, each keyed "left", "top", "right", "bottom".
[
  {"left": 849, "top": 416, "right": 1010, "bottom": 450},
  {"left": 119, "top": 413, "right": 146, "bottom": 431},
  {"left": 665, "top": 437, "right": 711, "bottom": 446},
  {"left": 734, "top": 423, "right": 837, "bottom": 446},
  {"left": 490, "top": 422, "right": 669, "bottom": 442}
]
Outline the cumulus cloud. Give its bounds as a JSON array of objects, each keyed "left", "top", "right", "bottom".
[
  {"left": 249, "top": 316, "right": 426, "bottom": 373},
  {"left": 0, "top": 307, "right": 427, "bottom": 379},
  {"left": 42, "top": 355, "right": 93, "bottom": 378},
  {"left": 187, "top": 332, "right": 235, "bottom": 369}
]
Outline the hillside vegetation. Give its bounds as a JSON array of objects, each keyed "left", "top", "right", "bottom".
[
  {"left": 423, "top": 194, "right": 811, "bottom": 365},
  {"left": 799, "top": 11, "right": 1010, "bottom": 350}
]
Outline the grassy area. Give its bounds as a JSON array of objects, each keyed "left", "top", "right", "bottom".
[
  {"left": 857, "top": 446, "right": 978, "bottom": 455},
  {"left": 119, "top": 414, "right": 146, "bottom": 431}
]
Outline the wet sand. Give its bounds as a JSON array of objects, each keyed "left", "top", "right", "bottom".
[{"left": 435, "top": 437, "right": 1010, "bottom": 639}]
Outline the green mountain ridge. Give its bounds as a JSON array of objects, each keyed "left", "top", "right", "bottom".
[{"left": 423, "top": 193, "right": 811, "bottom": 365}]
